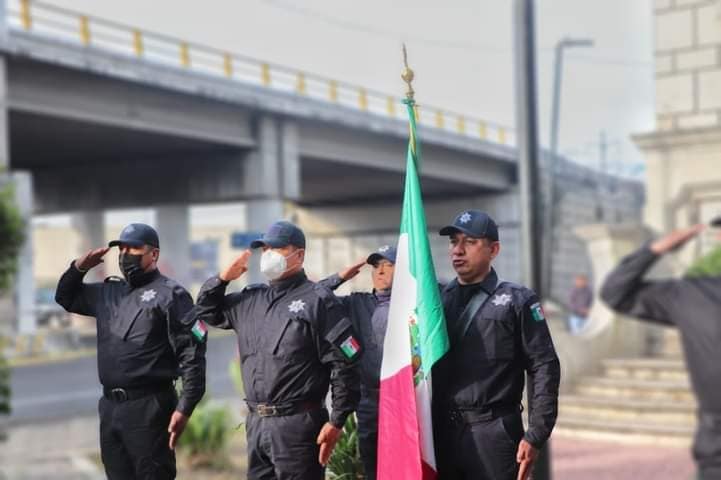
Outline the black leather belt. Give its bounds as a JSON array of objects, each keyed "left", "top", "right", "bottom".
[
  {"left": 103, "top": 383, "right": 173, "bottom": 403},
  {"left": 447, "top": 404, "right": 522, "bottom": 425},
  {"left": 246, "top": 400, "right": 323, "bottom": 418}
]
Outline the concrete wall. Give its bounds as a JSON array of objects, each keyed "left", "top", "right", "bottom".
[
  {"left": 635, "top": 0, "right": 721, "bottom": 273},
  {"left": 654, "top": 0, "right": 721, "bottom": 131}
]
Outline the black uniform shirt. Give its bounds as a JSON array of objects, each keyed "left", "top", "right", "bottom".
[
  {"left": 434, "top": 268, "right": 561, "bottom": 448},
  {"left": 192, "top": 270, "right": 361, "bottom": 428},
  {"left": 319, "top": 274, "right": 389, "bottom": 398},
  {"left": 55, "top": 263, "right": 206, "bottom": 416},
  {"left": 601, "top": 245, "right": 721, "bottom": 414}
]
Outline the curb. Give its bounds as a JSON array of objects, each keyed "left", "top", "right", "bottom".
[
  {"left": 8, "top": 348, "right": 97, "bottom": 368},
  {"left": 69, "top": 451, "right": 104, "bottom": 480},
  {"left": 7, "top": 329, "right": 235, "bottom": 368}
]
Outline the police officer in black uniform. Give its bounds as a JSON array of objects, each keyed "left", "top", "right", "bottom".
[
  {"left": 319, "top": 244, "right": 397, "bottom": 480},
  {"left": 601, "top": 220, "right": 721, "bottom": 479},
  {"left": 55, "top": 223, "right": 206, "bottom": 480},
  {"left": 190, "top": 220, "right": 361, "bottom": 480},
  {"left": 432, "top": 210, "right": 560, "bottom": 480}
]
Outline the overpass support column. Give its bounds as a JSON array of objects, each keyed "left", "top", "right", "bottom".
[
  {"left": 13, "top": 172, "right": 35, "bottom": 334},
  {"left": 71, "top": 210, "right": 105, "bottom": 282},
  {"left": 155, "top": 205, "right": 191, "bottom": 289},
  {"left": 243, "top": 117, "right": 300, "bottom": 284},
  {"left": 0, "top": 46, "right": 36, "bottom": 333}
]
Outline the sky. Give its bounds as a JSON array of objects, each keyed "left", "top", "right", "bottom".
[{"left": 29, "top": 0, "right": 656, "bottom": 224}]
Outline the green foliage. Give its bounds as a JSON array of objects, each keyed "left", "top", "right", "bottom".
[
  {"left": 686, "top": 246, "right": 721, "bottom": 278},
  {"left": 0, "top": 180, "right": 24, "bottom": 434},
  {"left": 177, "top": 398, "right": 232, "bottom": 469},
  {"left": 327, "top": 414, "right": 364, "bottom": 480},
  {"left": 0, "top": 185, "right": 24, "bottom": 292}
]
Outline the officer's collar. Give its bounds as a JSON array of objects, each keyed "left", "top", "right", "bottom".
[
  {"left": 447, "top": 268, "right": 498, "bottom": 294},
  {"left": 270, "top": 269, "right": 307, "bottom": 292},
  {"left": 127, "top": 268, "right": 161, "bottom": 289},
  {"left": 373, "top": 288, "right": 392, "bottom": 300}
]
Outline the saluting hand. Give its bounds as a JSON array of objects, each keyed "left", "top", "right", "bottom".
[
  {"left": 316, "top": 422, "right": 342, "bottom": 466},
  {"left": 338, "top": 258, "right": 367, "bottom": 282},
  {"left": 516, "top": 439, "right": 538, "bottom": 480},
  {"left": 168, "top": 410, "right": 189, "bottom": 450},
  {"left": 75, "top": 247, "right": 110, "bottom": 272},
  {"left": 220, "top": 249, "right": 252, "bottom": 282},
  {"left": 650, "top": 224, "right": 705, "bottom": 255}
]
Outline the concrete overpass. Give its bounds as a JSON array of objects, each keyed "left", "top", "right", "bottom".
[
  {"left": 1, "top": 0, "right": 517, "bottom": 211},
  {"left": 0, "top": 1, "right": 642, "bottom": 334}
]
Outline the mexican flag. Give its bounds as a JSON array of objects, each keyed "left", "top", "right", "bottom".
[{"left": 377, "top": 99, "right": 449, "bottom": 480}]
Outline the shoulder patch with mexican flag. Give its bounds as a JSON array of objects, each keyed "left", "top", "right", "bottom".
[
  {"left": 340, "top": 335, "right": 360, "bottom": 359},
  {"left": 530, "top": 302, "right": 546, "bottom": 322},
  {"left": 191, "top": 320, "right": 208, "bottom": 342}
]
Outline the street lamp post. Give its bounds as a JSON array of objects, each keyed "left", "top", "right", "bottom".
[{"left": 543, "top": 36, "right": 594, "bottom": 302}]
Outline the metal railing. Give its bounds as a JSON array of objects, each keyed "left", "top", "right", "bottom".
[{"left": 6, "top": 0, "right": 515, "bottom": 146}]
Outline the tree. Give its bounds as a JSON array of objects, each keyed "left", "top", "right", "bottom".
[{"left": 0, "top": 178, "right": 25, "bottom": 437}]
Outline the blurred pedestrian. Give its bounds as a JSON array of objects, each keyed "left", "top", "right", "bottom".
[
  {"left": 319, "top": 244, "right": 397, "bottom": 480},
  {"left": 567, "top": 274, "right": 592, "bottom": 334},
  {"left": 55, "top": 223, "right": 206, "bottom": 479},
  {"left": 432, "top": 210, "right": 560, "bottom": 480},
  {"left": 601, "top": 219, "right": 721, "bottom": 479},
  {"left": 189, "top": 220, "right": 361, "bottom": 480}
]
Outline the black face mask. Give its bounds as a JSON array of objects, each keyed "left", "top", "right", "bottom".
[{"left": 119, "top": 252, "right": 146, "bottom": 286}]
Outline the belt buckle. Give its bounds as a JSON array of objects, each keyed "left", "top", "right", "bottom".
[
  {"left": 256, "top": 404, "right": 278, "bottom": 417},
  {"left": 111, "top": 388, "right": 128, "bottom": 402}
]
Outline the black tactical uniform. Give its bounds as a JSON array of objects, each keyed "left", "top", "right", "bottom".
[
  {"left": 191, "top": 221, "right": 361, "bottom": 480},
  {"left": 55, "top": 224, "right": 206, "bottom": 480},
  {"left": 601, "top": 243, "right": 721, "bottom": 479},
  {"left": 433, "top": 211, "right": 560, "bottom": 480},
  {"left": 319, "top": 244, "right": 397, "bottom": 480}
]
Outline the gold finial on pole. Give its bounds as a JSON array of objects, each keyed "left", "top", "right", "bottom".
[{"left": 401, "top": 43, "right": 415, "bottom": 101}]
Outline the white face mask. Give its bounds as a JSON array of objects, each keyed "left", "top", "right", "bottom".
[{"left": 260, "top": 249, "right": 301, "bottom": 280}]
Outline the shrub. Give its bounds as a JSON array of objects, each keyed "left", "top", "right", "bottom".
[
  {"left": 177, "top": 398, "right": 232, "bottom": 469},
  {"left": 327, "top": 414, "right": 364, "bottom": 480},
  {"left": 686, "top": 246, "right": 721, "bottom": 278},
  {"left": 0, "top": 180, "right": 24, "bottom": 436}
]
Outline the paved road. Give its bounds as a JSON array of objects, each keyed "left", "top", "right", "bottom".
[{"left": 9, "top": 333, "right": 239, "bottom": 425}]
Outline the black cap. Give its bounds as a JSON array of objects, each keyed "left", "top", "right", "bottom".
[
  {"left": 108, "top": 223, "right": 160, "bottom": 248},
  {"left": 367, "top": 244, "right": 397, "bottom": 265},
  {"left": 439, "top": 210, "right": 499, "bottom": 241},
  {"left": 250, "top": 220, "right": 306, "bottom": 249},
  {"left": 711, "top": 216, "right": 721, "bottom": 227}
]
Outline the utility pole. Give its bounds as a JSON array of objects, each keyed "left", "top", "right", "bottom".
[
  {"left": 596, "top": 130, "right": 608, "bottom": 220},
  {"left": 512, "top": 1, "right": 551, "bottom": 478},
  {"left": 599, "top": 130, "right": 608, "bottom": 176}
]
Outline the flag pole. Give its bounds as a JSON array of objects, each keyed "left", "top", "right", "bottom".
[
  {"left": 401, "top": 43, "right": 415, "bottom": 102},
  {"left": 401, "top": 45, "right": 421, "bottom": 165}
]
